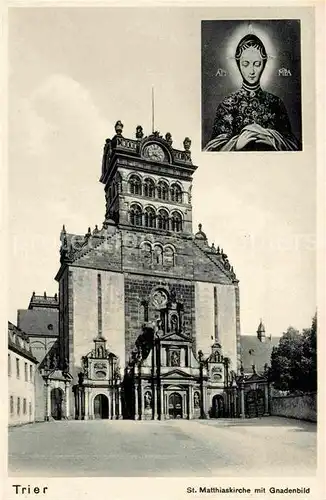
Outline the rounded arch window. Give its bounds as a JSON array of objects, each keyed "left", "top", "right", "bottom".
[
  {"left": 170, "top": 183, "right": 183, "bottom": 203},
  {"left": 115, "top": 172, "right": 122, "bottom": 193},
  {"left": 157, "top": 209, "right": 169, "bottom": 230},
  {"left": 153, "top": 244, "right": 163, "bottom": 265},
  {"left": 171, "top": 211, "right": 183, "bottom": 232},
  {"left": 143, "top": 178, "right": 155, "bottom": 198},
  {"left": 157, "top": 181, "right": 169, "bottom": 200},
  {"left": 144, "top": 207, "right": 156, "bottom": 228},
  {"left": 129, "top": 175, "right": 142, "bottom": 195},
  {"left": 164, "top": 246, "right": 175, "bottom": 266},
  {"left": 130, "top": 204, "right": 143, "bottom": 226}
]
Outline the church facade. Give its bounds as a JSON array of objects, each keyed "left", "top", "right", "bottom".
[{"left": 39, "top": 122, "right": 242, "bottom": 420}]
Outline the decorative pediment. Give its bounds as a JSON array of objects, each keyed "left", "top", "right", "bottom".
[
  {"left": 160, "top": 330, "right": 191, "bottom": 343},
  {"left": 161, "top": 368, "right": 195, "bottom": 379}
]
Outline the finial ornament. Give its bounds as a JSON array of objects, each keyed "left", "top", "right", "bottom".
[
  {"left": 136, "top": 125, "right": 144, "bottom": 139},
  {"left": 248, "top": 22, "right": 254, "bottom": 35},
  {"left": 198, "top": 223, "right": 202, "bottom": 231},
  {"left": 183, "top": 137, "right": 191, "bottom": 151},
  {"left": 165, "top": 132, "right": 173, "bottom": 146},
  {"left": 115, "top": 120, "right": 124, "bottom": 136}
]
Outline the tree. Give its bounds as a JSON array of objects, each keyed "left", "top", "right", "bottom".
[{"left": 270, "top": 314, "right": 317, "bottom": 393}]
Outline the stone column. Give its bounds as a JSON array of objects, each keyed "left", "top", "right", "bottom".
[
  {"left": 188, "top": 386, "right": 193, "bottom": 420},
  {"left": 240, "top": 383, "right": 245, "bottom": 418},
  {"left": 64, "top": 382, "right": 70, "bottom": 419},
  {"left": 160, "top": 386, "right": 164, "bottom": 420},
  {"left": 84, "top": 388, "right": 89, "bottom": 420},
  {"left": 112, "top": 389, "right": 116, "bottom": 419},
  {"left": 134, "top": 384, "right": 139, "bottom": 420},
  {"left": 118, "top": 387, "right": 122, "bottom": 419},
  {"left": 264, "top": 383, "right": 270, "bottom": 415},
  {"left": 45, "top": 381, "right": 51, "bottom": 421}
]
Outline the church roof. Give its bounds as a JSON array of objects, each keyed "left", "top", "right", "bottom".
[
  {"left": 8, "top": 322, "right": 38, "bottom": 363},
  {"left": 240, "top": 335, "right": 280, "bottom": 374},
  {"left": 17, "top": 308, "right": 59, "bottom": 337}
]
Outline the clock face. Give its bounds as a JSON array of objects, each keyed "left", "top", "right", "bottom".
[{"left": 144, "top": 143, "right": 165, "bottom": 162}]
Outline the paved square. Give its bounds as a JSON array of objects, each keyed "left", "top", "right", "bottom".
[{"left": 8, "top": 417, "right": 316, "bottom": 477}]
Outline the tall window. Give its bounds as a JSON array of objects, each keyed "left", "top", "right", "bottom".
[
  {"left": 130, "top": 204, "right": 143, "bottom": 226},
  {"left": 144, "top": 207, "right": 156, "bottom": 228},
  {"left": 17, "top": 397, "right": 20, "bottom": 415},
  {"left": 141, "top": 242, "right": 152, "bottom": 266},
  {"left": 24, "top": 362, "right": 28, "bottom": 382},
  {"left": 16, "top": 358, "right": 20, "bottom": 379},
  {"left": 157, "top": 209, "right": 169, "bottom": 230},
  {"left": 164, "top": 246, "right": 175, "bottom": 266},
  {"left": 129, "top": 175, "right": 142, "bottom": 195},
  {"left": 8, "top": 354, "right": 11, "bottom": 377},
  {"left": 171, "top": 212, "right": 183, "bottom": 232},
  {"left": 23, "top": 398, "right": 27, "bottom": 415},
  {"left": 143, "top": 178, "right": 155, "bottom": 198},
  {"left": 29, "top": 365, "right": 33, "bottom": 383},
  {"left": 10, "top": 396, "right": 14, "bottom": 415},
  {"left": 157, "top": 181, "right": 168, "bottom": 200},
  {"left": 170, "top": 183, "right": 182, "bottom": 203},
  {"left": 29, "top": 401, "right": 32, "bottom": 416},
  {"left": 153, "top": 245, "right": 163, "bottom": 265}
]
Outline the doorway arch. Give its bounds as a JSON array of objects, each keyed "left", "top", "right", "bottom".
[
  {"left": 93, "top": 394, "right": 109, "bottom": 419},
  {"left": 51, "top": 388, "right": 64, "bottom": 420},
  {"left": 211, "top": 395, "right": 224, "bottom": 418},
  {"left": 168, "top": 392, "right": 183, "bottom": 419}
]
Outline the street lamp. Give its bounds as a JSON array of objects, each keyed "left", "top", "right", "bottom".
[{"left": 41, "top": 357, "right": 51, "bottom": 422}]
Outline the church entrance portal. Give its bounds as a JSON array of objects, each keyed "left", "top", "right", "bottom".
[
  {"left": 168, "top": 392, "right": 183, "bottom": 419},
  {"left": 211, "top": 395, "right": 224, "bottom": 418},
  {"left": 94, "top": 394, "right": 109, "bottom": 419},
  {"left": 51, "top": 388, "right": 63, "bottom": 420}
]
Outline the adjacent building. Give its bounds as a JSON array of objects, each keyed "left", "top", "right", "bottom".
[{"left": 8, "top": 322, "right": 38, "bottom": 426}]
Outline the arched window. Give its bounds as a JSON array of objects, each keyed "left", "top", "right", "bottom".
[
  {"left": 171, "top": 211, "right": 183, "bottom": 232},
  {"left": 144, "top": 207, "right": 156, "bottom": 228},
  {"left": 115, "top": 172, "right": 122, "bottom": 193},
  {"left": 143, "top": 178, "right": 155, "bottom": 198},
  {"left": 157, "top": 181, "right": 169, "bottom": 200},
  {"left": 157, "top": 209, "right": 169, "bottom": 230},
  {"left": 129, "top": 175, "right": 142, "bottom": 195},
  {"left": 130, "top": 204, "right": 142, "bottom": 226},
  {"left": 141, "top": 242, "right": 152, "bottom": 266},
  {"left": 170, "top": 183, "right": 182, "bottom": 203},
  {"left": 164, "top": 246, "right": 175, "bottom": 266},
  {"left": 153, "top": 245, "right": 163, "bottom": 265}
]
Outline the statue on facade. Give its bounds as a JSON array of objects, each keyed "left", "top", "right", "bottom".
[{"left": 144, "top": 391, "right": 152, "bottom": 409}]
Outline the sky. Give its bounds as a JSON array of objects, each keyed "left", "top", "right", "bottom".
[{"left": 8, "top": 6, "right": 316, "bottom": 336}]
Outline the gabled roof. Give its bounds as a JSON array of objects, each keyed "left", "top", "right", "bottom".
[
  {"left": 17, "top": 309, "right": 59, "bottom": 337},
  {"left": 8, "top": 321, "right": 38, "bottom": 363},
  {"left": 240, "top": 335, "right": 280, "bottom": 374}
]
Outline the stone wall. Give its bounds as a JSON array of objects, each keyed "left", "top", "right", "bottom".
[{"left": 270, "top": 392, "right": 317, "bottom": 422}]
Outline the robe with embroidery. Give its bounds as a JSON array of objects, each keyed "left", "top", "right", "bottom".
[{"left": 204, "top": 86, "right": 299, "bottom": 152}]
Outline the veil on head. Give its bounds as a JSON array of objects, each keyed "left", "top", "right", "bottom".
[{"left": 235, "top": 34, "right": 268, "bottom": 70}]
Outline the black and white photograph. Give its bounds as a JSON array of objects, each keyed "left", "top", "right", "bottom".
[
  {"left": 3, "top": 4, "right": 324, "bottom": 500},
  {"left": 201, "top": 20, "right": 302, "bottom": 151}
]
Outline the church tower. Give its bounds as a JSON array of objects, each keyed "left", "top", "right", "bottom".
[{"left": 100, "top": 121, "right": 195, "bottom": 235}]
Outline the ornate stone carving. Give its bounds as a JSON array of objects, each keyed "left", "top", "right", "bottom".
[{"left": 152, "top": 290, "right": 168, "bottom": 309}]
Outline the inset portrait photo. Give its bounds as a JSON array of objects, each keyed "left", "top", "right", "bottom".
[{"left": 202, "top": 20, "right": 302, "bottom": 152}]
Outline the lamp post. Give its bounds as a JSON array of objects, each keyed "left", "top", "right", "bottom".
[{"left": 41, "top": 357, "right": 51, "bottom": 422}]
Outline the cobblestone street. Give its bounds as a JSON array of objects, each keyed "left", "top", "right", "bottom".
[{"left": 8, "top": 417, "right": 316, "bottom": 477}]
